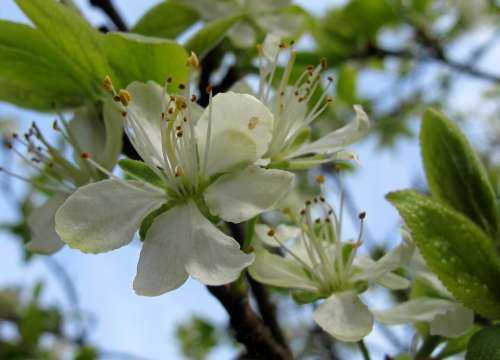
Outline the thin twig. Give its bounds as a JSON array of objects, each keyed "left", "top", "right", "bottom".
[{"left": 89, "top": 0, "right": 127, "bottom": 31}]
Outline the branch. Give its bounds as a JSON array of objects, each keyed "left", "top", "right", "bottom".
[
  {"left": 207, "top": 285, "right": 292, "bottom": 359},
  {"left": 352, "top": 42, "right": 500, "bottom": 84},
  {"left": 89, "top": 0, "right": 127, "bottom": 31},
  {"left": 248, "top": 276, "right": 289, "bottom": 348}
]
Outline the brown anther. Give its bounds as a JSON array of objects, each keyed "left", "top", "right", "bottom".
[
  {"left": 12, "top": 133, "right": 18, "bottom": 139},
  {"left": 81, "top": 152, "right": 90, "bottom": 159},
  {"left": 280, "top": 91, "right": 285, "bottom": 96},
  {"left": 313, "top": 198, "right": 318, "bottom": 203},
  {"left": 52, "top": 120, "right": 59, "bottom": 131},
  {"left": 176, "top": 130, "right": 183, "bottom": 137},
  {"left": 328, "top": 210, "right": 333, "bottom": 215},
  {"left": 290, "top": 40, "right": 295, "bottom": 46},
  {"left": 326, "top": 96, "right": 333, "bottom": 103},
  {"left": 278, "top": 42, "right": 286, "bottom": 49},
  {"left": 206, "top": 84, "right": 213, "bottom": 94},
  {"left": 176, "top": 125, "right": 182, "bottom": 131},
  {"left": 103, "top": 75, "right": 113, "bottom": 91},
  {"left": 359, "top": 212, "right": 366, "bottom": 220},
  {"left": 300, "top": 209, "right": 306, "bottom": 215},
  {"left": 316, "top": 175, "right": 326, "bottom": 184},
  {"left": 118, "top": 89, "right": 131, "bottom": 106},
  {"left": 191, "top": 94, "right": 197, "bottom": 102},
  {"left": 294, "top": 90, "right": 299, "bottom": 96},
  {"left": 178, "top": 84, "right": 186, "bottom": 90},
  {"left": 167, "top": 77, "right": 173, "bottom": 83},
  {"left": 170, "top": 95, "right": 176, "bottom": 101},
  {"left": 319, "top": 196, "right": 325, "bottom": 202},
  {"left": 183, "top": 117, "right": 188, "bottom": 122},
  {"left": 267, "top": 229, "right": 275, "bottom": 237},
  {"left": 121, "top": 111, "right": 127, "bottom": 117},
  {"left": 325, "top": 218, "right": 331, "bottom": 223},
  {"left": 305, "top": 200, "right": 311, "bottom": 206},
  {"left": 320, "top": 57, "right": 327, "bottom": 69},
  {"left": 168, "top": 107, "right": 174, "bottom": 114},
  {"left": 327, "top": 75, "right": 334, "bottom": 82},
  {"left": 315, "top": 218, "right": 321, "bottom": 224},
  {"left": 4, "top": 140, "right": 12, "bottom": 149},
  {"left": 306, "top": 65, "right": 314, "bottom": 71}
]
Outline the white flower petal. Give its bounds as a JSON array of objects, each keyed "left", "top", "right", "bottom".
[
  {"left": 26, "top": 193, "right": 67, "bottom": 254},
  {"left": 134, "top": 203, "right": 191, "bottom": 296},
  {"left": 248, "top": 247, "right": 317, "bottom": 290},
  {"left": 125, "top": 81, "right": 166, "bottom": 167},
  {"left": 204, "top": 165, "right": 294, "bottom": 223},
  {"left": 373, "top": 297, "right": 456, "bottom": 325},
  {"left": 290, "top": 105, "right": 369, "bottom": 158},
  {"left": 352, "top": 235, "right": 414, "bottom": 283},
  {"left": 430, "top": 303, "right": 474, "bottom": 338},
  {"left": 184, "top": 201, "right": 254, "bottom": 285},
  {"left": 374, "top": 272, "right": 411, "bottom": 290},
  {"left": 67, "top": 105, "right": 105, "bottom": 164},
  {"left": 255, "top": 223, "right": 300, "bottom": 247},
  {"left": 196, "top": 92, "right": 273, "bottom": 175},
  {"left": 314, "top": 292, "right": 374, "bottom": 342},
  {"left": 55, "top": 179, "right": 164, "bottom": 253},
  {"left": 256, "top": 13, "right": 303, "bottom": 37},
  {"left": 262, "top": 33, "right": 281, "bottom": 63},
  {"left": 134, "top": 200, "right": 253, "bottom": 295}
]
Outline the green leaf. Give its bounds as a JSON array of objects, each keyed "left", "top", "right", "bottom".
[
  {"left": 185, "top": 15, "right": 241, "bottom": 59},
  {"left": 337, "top": 64, "right": 357, "bottom": 104},
  {"left": 103, "top": 32, "right": 188, "bottom": 90},
  {"left": 15, "top": 0, "right": 109, "bottom": 96},
  {"left": 132, "top": 1, "right": 200, "bottom": 39},
  {"left": 439, "top": 325, "right": 480, "bottom": 358},
  {"left": 466, "top": 326, "right": 500, "bottom": 360},
  {"left": 118, "top": 159, "right": 163, "bottom": 188},
  {"left": 421, "top": 109, "right": 499, "bottom": 235},
  {"left": 0, "top": 21, "right": 86, "bottom": 110},
  {"left": 387, "top": 190, "right": 500, "bottom": 319}
]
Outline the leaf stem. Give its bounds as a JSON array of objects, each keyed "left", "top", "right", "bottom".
[{"left": 357, "top": 339, "right": 371, "bottom": 360}]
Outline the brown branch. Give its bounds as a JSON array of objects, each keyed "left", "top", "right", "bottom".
[
  {"left": 248, "top": 276, "right": 289, "bottom": 348},
  {"left": 207, "top": 285, "right": 293, "bottom": 360},
  {"left": 89, "top": 0, "right": 127, "bottom": 31}
]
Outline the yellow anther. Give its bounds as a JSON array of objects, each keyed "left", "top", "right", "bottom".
[
  {"left": 103, "top": 75, "right": 113, "bottom": 91},
  {"left": 118, "top": 89, "right": 131, "bottom": 106},
  {"left": 316, "top": 175, "right": 326, "bottom": 184},
  {"left": 247, "top": 116, "right": 259, "bottom": 130},
  {"left": 187, "top": 52, "right": 200, "bottom": 68}
]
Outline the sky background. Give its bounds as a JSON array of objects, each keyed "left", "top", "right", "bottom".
[{"left": 1, "top": 1, "right": 498, "bottom": 359}]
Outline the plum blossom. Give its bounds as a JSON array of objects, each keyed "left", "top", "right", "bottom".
[
  {"left": 55, "top": 67, "right": 294, "bottom": 296},
  {"left": 249, "top": 177, "right": 413, "bottom": 342},
  {"left": 234, "top": 34, "right": 370, "bottom": 169},
  {"left": 1, "top": 102, "right": 122, "bottom": 254}
]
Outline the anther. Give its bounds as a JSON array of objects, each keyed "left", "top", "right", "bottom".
[
  {"left": 167, "top": 77, "right": 172, "bottom": 84},
  {"left": 305, "top": 200, "right": 311, "bottom": 206},
  {"left": 121, "top": 111, "right": 127, "bottom": 117},
  {"left": 316, "top": 175, "right": 325, "bottom": 184},
  {"left": 319, "top": 196, "right": 325, "bottom": 202},
  {"left": 103, "top": 75, "right": 113, "bottom": 91},
  {"left": 187, "top": 52, "right": 199, "bottom": 68},
  {"left": 300, "top": 209, "right": 306, "bottom": 215},
  {"left": 358, "top": 212, "right": 366, "bottom": 220},
  {"left": 267, "top": 229, "right": 275, "bottom": 237},
  {"left": 191, "top": 94, "right": 197, "bottom": 102},
  {"left": 118, "top": 89, "right": 131, "bottom": 106},
  {"left": 315, "top": 218, "right": 321, "bottom": 224},
  {"left": 327, "top": 75, "right": 334, "bottom": 82},
  {"left": 306, "top": 65, "right": 314, "bottom": 71},
  {"left": 81, "top": 152, "right": 90, "bottom": 159},
  {"left": 320, "top": 58, "right": 327, "bottom": 69},
  {"left": 206, "top": 84, "right": 213, "bottom": 94}
]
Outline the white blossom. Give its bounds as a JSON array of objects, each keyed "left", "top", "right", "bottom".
[{"left": 55, "top": 76, "right": 294, "bottom": 296}]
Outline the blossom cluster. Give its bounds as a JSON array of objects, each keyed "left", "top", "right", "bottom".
[{"left": 1, "top": 34, "right": 469, "bottom": 343}]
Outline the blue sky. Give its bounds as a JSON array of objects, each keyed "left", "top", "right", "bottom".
[{"left": 1, "top": 1, "right": 496, "bottom": 359}]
